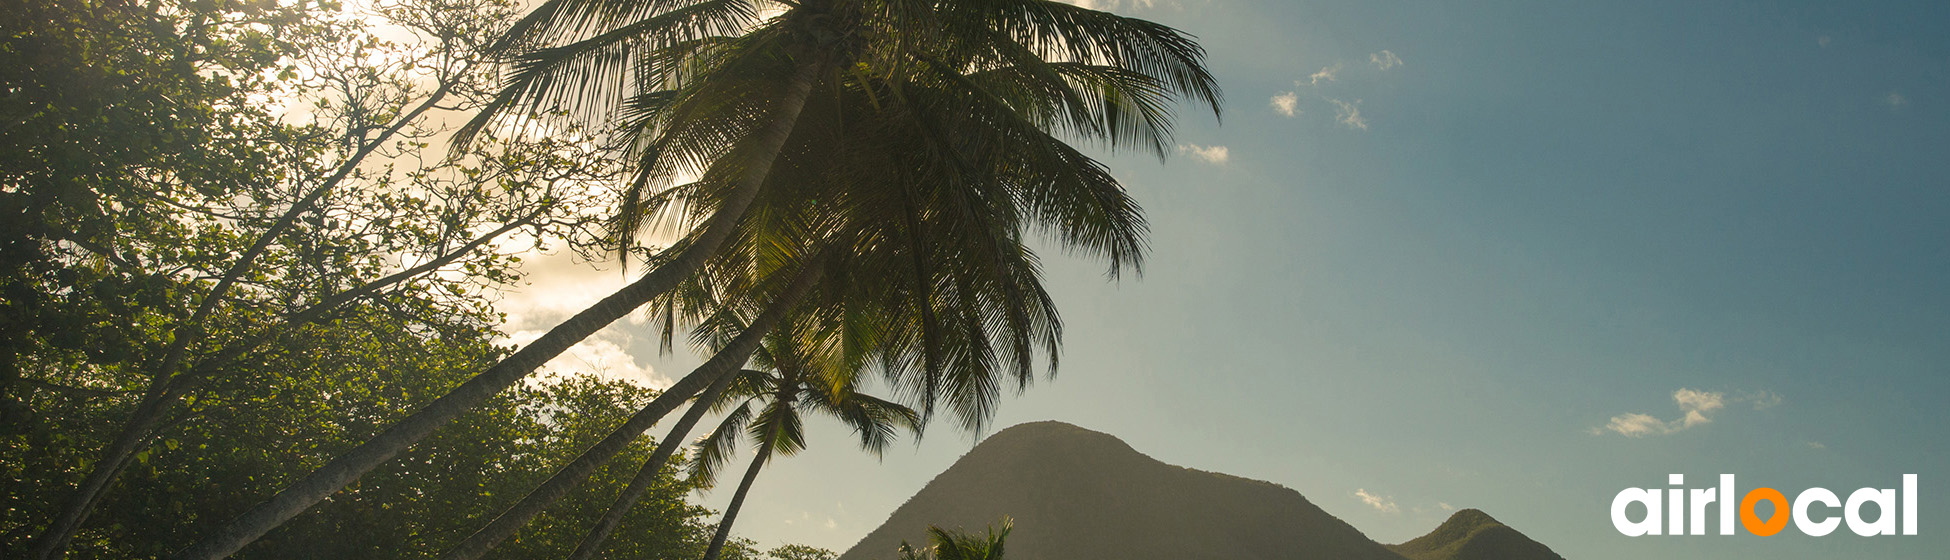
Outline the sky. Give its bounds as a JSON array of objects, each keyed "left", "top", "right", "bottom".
[{"left": 492, "top": 1, "right": 1950, "bottom": 558}]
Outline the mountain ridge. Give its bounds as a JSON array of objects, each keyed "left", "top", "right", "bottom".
[{"left": 838, "top": 421, "right": 1562, "bottom": 560}]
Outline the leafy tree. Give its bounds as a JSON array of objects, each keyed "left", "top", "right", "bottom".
[
  {"left": 2, "top": 296, "right": 750, "bottom": 558},
  {"left": 0, "top": 0, "right": 307, "bottom": 429},
  {"left": 5, "top": 1, "right": 865, "bottom": 559},
  {"left": 1, "top": 0, "right": 633, "bottom": 555},
  {"left": 767, "top": 544, "right": 839, "bottom": 560}
]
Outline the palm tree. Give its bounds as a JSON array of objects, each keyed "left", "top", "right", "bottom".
[
  {"left": 177, "top": 1, "right": 1218, "bottom": 557},
  {"left": 440, "top": 223, "right": 834, "bottom": 560},
  {"left": 684, "top": 324, "right": 921, "bottom": 560},
  {"left": 898, "top": 519, "right": 1013, "bottom": 560},
  {"left": 439, "top": 88, "right": 1145, "bottom": 556},
  {"left": 435, "top": 145, "right": 1058, "bottom": 559}
]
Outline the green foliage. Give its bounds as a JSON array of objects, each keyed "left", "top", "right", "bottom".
[
  {"left": 4, "top": 311, "right": 720, "bottom": 558},
  {"left": 0, "top": 0, "right": 309, "bottom": 426},
  {"left": 896, "top": 519, "right": 1011, "bottom": 560},
  {"left": 0, "top": 0, "right": 795, "bottom": 557},
  {"left": 8, "top": 0, "right": 1223, "bottom": 556},
  {"left": 767, "top": 543, "right": 839, "bottom": 560}
]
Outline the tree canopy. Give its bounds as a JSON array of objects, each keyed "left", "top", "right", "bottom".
[{"left": 5, "top": 0, "right": 1219, "bottom": 557}]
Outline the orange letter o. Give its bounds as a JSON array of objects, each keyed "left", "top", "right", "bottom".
[{"left": 1741, "top": 488, "right": 1791, "bottom": 536}]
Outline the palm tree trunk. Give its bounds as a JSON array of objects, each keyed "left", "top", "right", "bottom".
[
  {"left": 452, "top": 363, "right": 733, "bottom": 560},
  {"left": 439, "top": 263, "right": 820, "bottom": 560},
  {"left": 703, "top": 434, "right": 775, "bottom": 560},
  {"left": 564, "top": 370, "right": 757, "bottom": 560},
  {"left": 170, "top": 58, "right": 825, "bottom": 560}
]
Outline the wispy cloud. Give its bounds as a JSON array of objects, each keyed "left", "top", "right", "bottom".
[
  {"left": 1806, "top": 441, "right": 1827, "bottom": 450},
  {"left": 1329, "top": 98, "right": 1368, "bottom": 130},
  {"left": 1283, "top": 51, "right": 1401, "bottom": 130},
  {"left": 1369, "top": 50, "right": 1403, "bottom": 71},
  {"left": 1355, "top": 488, "right": 1400, "bottom": 513},
  {"left": 1270, "top": 91, "right": 1300, "bottom": 117},
  {"left": 1817, "top": 35, "right": 1833, "bottom": 48},
  {"left": 1599, "top": 413, "right": 1672, "bottom": 438},
  {"left": 1308, "top": 63, "right": 1343, "bottom": 86},
  {"left": 1177, "top": 143, "right": 1230, "bottom": 164},
  {"left": 1735, "top": 390, "right": 1783, "bottom": 410},
  {"left": 1438, "top": 502, "right": 1455, "bottom": 511},
  {"left": 1593, "top": 388, "right": 1759, "bottom": 437},
  {"left": 1886, "top": 92, "right": 1908, "bottom": 109}
]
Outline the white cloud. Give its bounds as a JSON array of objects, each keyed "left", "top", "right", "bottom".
[
  {"left": 1807, "top": 441, "right": 1827, "bottom": 450},
  {"left": 1370, "top": 50, "right": 1403, "bottom": 71},
  {"left": 1594, "top": 388, "right": 1758, "bottom": 437},
  {"left": 1308, "top": 63, "right": 1343, "bottom": 86},
  {"left": 824, "top": 517, "right": 838, "bottom": 530},
  {"left": 1671, "top": 388, "right": 1724, "bottom": 429},
  {"left": 1270, "top": 91, "right": 1300, "bottom": 117},
  {"left": 1177, "top": 143, "right": 1230, "bottom": 164},
  {"left": 1598, "top": 412, "right": 1672, "bottom": 438},
  {"left": 493, "top": 243, "right": 666, "bottom": 387},
  {"left": 1355, "top": 488, "right": 1400, "bottom": 513},
  {"left": 1817, "top": 35, "right": 1832, "bottom": 48},
  {"left": 1886, "top": 92, "right": 1908, "bottom": 108},
  {"left": 1329, "top": 98, "right": 1368, "bottom": 130},
  {"left": 1438, "top": 502, "right": 1455, "bottom": 511}
]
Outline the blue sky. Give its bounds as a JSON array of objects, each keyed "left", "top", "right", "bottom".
[{"left": 510, "top": 1, "right": 1949, "bottom": 557}]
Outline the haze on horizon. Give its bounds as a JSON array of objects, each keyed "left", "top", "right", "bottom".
[{"left": 496, "top": 1, "right": 1950, "bottom": 558}]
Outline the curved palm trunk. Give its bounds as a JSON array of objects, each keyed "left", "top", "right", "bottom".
[
  {"left": 171, "top": 59, "right": 824, "bottom": 560},
  {"left": 702, "top": 434, "right": 775, "bottom": 560},
  {"left": 442, "top": 353, "right": 739, "bottom": 560},
  {"left": 564, "top": 370, "right": 755, "bottom": 560},
  {"left": 449, "top": 373, "right": 730, "bottom": 560},
  {"left": 439, "top": 265, "right": 822, "bottom": 560}
]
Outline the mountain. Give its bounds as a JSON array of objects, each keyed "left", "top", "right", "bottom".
[
  {"left": 1387, "top": 509, "right": 1566, "bottom": 560},
  {"left": 837, "top": 421, "right": 1408, "bottom": 560}
]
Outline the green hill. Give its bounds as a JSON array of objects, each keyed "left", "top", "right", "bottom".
[
  {"left": 1386, "top": 508, "right": 1566, "bottom": 560},
  {"left": 838, "top": 421, "right": 1394, "bottom": 560}
]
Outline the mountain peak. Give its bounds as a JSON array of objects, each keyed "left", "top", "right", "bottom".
[
  {"left": 840, "top": 421, "right": 1405, "bottom": 560},
  {"left": 980, "top": 420, "right": 1129, "bottom": 447},
  {"left": 840, "top": 421, "right": 1564, "bottom": 560},
  {"left": 1387, "top": 509, "right": 1564, "bottom": 560},
  {"left": 1436, "top": 509, "right": 1500, "bottom": 532}
]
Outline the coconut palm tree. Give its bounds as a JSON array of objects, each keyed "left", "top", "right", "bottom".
[
  {"left": 439, "top": 86, "right": 1137, "bottom": 556},
  {"left": 177, "top": 1, "right": 1218, "bottom": 557},
  {"left": 898, "top": 519, "right": 1013, "bottom": 560},
  {"left": 682, "top": 325, "right": 921, "bottom": 560},
  {"left": 435, "top": 138, "right": 1063, "bottom": 558},
  {"left": 438, "top": 205, "right": 840, "bottom": 560},
  {"left": 373, "top": 0, "right": 1222, "bottom": 552}
]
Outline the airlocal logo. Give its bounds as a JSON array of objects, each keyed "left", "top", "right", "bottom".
[{"left": 1612, "top": 474, "right": 1917, "bottom": 537}]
